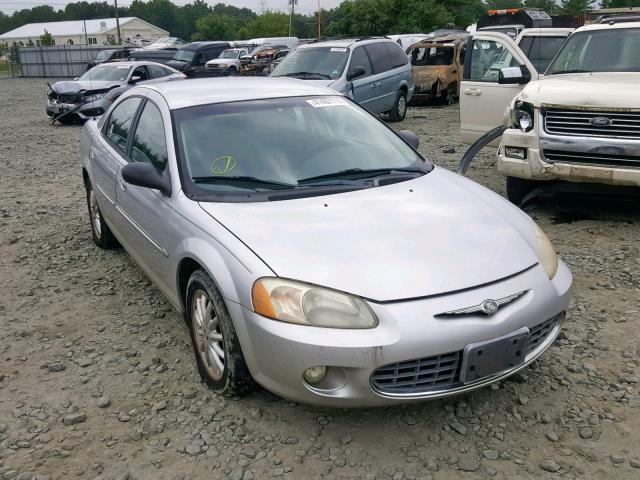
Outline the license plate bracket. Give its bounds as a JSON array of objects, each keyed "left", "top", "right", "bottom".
[{"left": 460, "top": 328, "right": 529, "bottom": 384}]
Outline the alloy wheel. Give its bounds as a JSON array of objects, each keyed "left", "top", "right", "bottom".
[
  {"left": 89, "top": 189, "right": 102, "bottom": 239},
  {"left": 192, "top": 289, "right": 225, "bottom": 381}
]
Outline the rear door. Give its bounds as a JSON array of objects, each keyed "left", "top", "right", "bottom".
[
  {"left": 459, "top": 32, "right": 538, "bottom": 144},
  {"left": 363, "top": 43, "right": 396, "bottom": 113}
]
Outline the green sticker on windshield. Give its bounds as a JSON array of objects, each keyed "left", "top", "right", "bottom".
[{"left": 210, "top": 155, "right": 237, "bottom": 175}]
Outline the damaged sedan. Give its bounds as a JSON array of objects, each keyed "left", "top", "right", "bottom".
[
  {"left": 408, "top": 34, "right": 468, "bottom": 104},
  {"left": 47, "top": 61, "right": 184, "bottom": 124}
]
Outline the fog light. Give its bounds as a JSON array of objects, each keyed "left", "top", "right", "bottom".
[
  {"left": 505, "top": 146, "right": 527, "bottom": 160},
  {"left": 303, "top": 366, "right": 328, "bottom": 385}
]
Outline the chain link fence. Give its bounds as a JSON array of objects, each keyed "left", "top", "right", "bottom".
[{"left": 1, "top": 44, "right": 127, "bottom": 78}]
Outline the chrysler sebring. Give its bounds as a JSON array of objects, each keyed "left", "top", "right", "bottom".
[{"left": 80, "top": 78, "right": 572, "bottom": 406}]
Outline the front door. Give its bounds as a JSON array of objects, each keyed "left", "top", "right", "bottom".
[
  {"left": 459, "top": 32, "right": 538, "bottom": 144},
  {"left": 114, "top": 98, "right": 175, "bottom": 295},
  {"left": 348, "top": 46, "right": 376, "bottom": 111}
]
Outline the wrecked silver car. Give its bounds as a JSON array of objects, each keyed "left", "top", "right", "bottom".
[{"left": 46, "top": 61, "right": 184, "bottom": 124}]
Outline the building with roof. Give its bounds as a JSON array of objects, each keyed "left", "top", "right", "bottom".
[{"left": 0, "top": 17, "right": 169, "bottom": 47}]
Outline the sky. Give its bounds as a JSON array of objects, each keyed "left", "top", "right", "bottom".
[{"left": 0, "top": 0, "right": 344, "bottom": 15}]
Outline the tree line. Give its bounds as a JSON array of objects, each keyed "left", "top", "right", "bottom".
[{"left": 0, "top": 0, "right": 634, "bottom": 43}]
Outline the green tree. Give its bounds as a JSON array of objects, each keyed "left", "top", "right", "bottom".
[
  {"left": 238, "top": 11, "right": 290, "bottom": 38},
  {"left": 560, "top": 0, "right": 594, "bottom": 14},
  {"left": 524, "top": 0, "right": 560, "bottom": 14},
  {"left": 192, "top": 13, "right": 238, "bottom": 41},
  {"left": 39, "top": 29, "right": 54, "bottom": 46},
  {"left": 105, "top": 33, "right": 118, "bottom": 45},
  {"left": 601, "top": 0, "right": 638, "bottom": 7}
]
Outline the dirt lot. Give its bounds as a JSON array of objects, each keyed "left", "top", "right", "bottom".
[{"left": 1, "top": 78, "right": 640, "bottom": 480}]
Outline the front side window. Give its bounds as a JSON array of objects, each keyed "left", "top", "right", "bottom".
[
  {"left": 271, "top": 47, "right": 349, "bottom": 80},
  {"left": 174, "top": 96, "right": 429, "bottom": 200},
  {"left": 547, "top": 28, "right": 640, "bottom": 74},
  {"left": 466, "top": 39, "right": 520, "bottom": 82},
  {"left": 79, "top": 65, "right": 130, "bottom": 81},
  {"left": 104, "top": 97, "right": 142, "bottom": 154},
  {"left": 349, "top": 46, "right": 373, "bottom": 77},
  {"left": 131, "top": 101, "right": 168, "bottom": 170}
]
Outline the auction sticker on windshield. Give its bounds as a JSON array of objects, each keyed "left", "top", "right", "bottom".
[
  {"left": 306, "top": 97, "right": 349, "bottom": 108},
  {"left": 330, "top": 48, "right": 348, "bottom": 52}
]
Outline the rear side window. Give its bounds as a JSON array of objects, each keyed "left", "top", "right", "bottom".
[
  {"left": 518, "top": 36, "right": 568, "bottom": 72},
  {"left": 349, "top": 46, "right": 373, "bottom": 77},
  {"left": 130, "top": 101, "right": 168, "bottom": 170},
  {"left": 365, "top": 43, "right": 393, "bottom": 73},
  {"left": 148, "top": 64, "right": 171, "bottom": 79},
  {"left": 385, "top": 42, "right": 408, "bottom": 68},
  {"left": 104, "top": 97, "right": 142, "bottom": 155}
]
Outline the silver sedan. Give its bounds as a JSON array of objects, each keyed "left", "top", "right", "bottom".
[{"left": 80, "top": 77, "right": 572, "bottom": 407}]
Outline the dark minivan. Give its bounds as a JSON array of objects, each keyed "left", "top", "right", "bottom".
[{"left": 165, "top": 41, "right": 231, "bottom": 77}]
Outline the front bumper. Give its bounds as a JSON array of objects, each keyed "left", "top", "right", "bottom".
[
  {"left": 228, "top": 262, "right": 572, "bottom": 407},
  {"left": 46, "top": 97, "right": 109, "bottom": 121},
  {"left": 498, "top": 128, "right": 640, "bottom": 187}
]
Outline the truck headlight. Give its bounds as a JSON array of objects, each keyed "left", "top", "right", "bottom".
[
  {"left": 534, "top": 224, "right": 558, "bottom": 279},
  {"left": 510, "top": 101, "right": 534, "bottom": 132},
  {"left": 252, "top": 278, "right": 378, "bottom": 329}
]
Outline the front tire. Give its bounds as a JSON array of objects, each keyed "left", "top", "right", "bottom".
[
  {"left": 85, "top": 180, "right": 119, "bottom": 249},
  {"left": 506, "top": 176, "right": 544, "bottom": 206},
  {"left": 186, "top": 269, "right": 253, "bottom": 396},
  {"left": 388, "top": 90, "right": 408, "bottom": 122}
]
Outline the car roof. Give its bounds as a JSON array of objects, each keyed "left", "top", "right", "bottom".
[
  {"left": 296, "top": 37, "right": 396, "bottom": 49},
  {"left": 94, "top": 60, "right": 170, "bottom": 68},
  {"left": 182, "top": 41, "right": 230, "bottom": 50},
  {"left": 574, "top": 21, "right": 640, "bottom": 33},
  {"left": 139, "top": 77, "right": 339, "bottom": 110}
]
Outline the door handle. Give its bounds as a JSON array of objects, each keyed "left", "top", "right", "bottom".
[
  {"left": 90, "top": 147, "right": 96, "bottom": 160},
  {"left": 372, "top": 81, "right": 382, "bottom": 88},
  {"left": 119, "top": 179, "right": 127, "bottom": 191},
  {"left": 463, "top": 88, "right": 482, "bottom": 96}
]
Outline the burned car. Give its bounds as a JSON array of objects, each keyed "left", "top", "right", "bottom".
[
  {"left": 46, "top": 61, "right": 184, "bottom": 124},
  {"left": 240, "top": 46, "right": 290, "bottom": 76},
  {"left": 407, "top": 34, "right": 468, "bottom": 104}
]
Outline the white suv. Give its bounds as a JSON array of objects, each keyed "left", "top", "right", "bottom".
[
  {"left": 460, "top": 22, "right": 640, "bottom": 203},
  {"left": 205, "top": 48, "right": 249, "bottom": 76}
]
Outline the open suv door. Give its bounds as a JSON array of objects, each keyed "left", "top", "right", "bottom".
[{"left": 459, "top": 32, "right": 538, "bottom": 144}]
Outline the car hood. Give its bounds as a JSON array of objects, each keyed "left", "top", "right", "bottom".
[
  {"left": 51, "top": 80, "right": 122, "bottom": 94},
  {"left": 521, "top": 72, "right": 640, "bottom": 110},
  {"left": 199, "top": 168, "right": 540, "bottom": 301},
  {"left": 207, "top": 59, "right": 236, "bottom": 65}
]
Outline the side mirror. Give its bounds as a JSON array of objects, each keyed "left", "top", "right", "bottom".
[
  {"left": 498, "top": 65, "right": 531, "bottom": 85},
  {"left": 122, "top": 162, "right": 172, "bottom": 196},
  {"left": 129, "top": 75, "right": 142, "bottom": 84},
  {"left": 398, "top": 130, "right": 420, "bottom": 149},
  {"left": 73, "top": 77, "right": 80, "bottom": 81},
  {"left": 347, "top": 66, "right": 366, "bottom": 81}
]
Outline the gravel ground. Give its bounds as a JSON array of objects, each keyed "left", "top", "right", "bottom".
[{"left": 1, "top": 78, "right": 640, "bottom": 480}]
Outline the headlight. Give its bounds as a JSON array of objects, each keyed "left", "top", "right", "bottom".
[
  {"left": 534, "top": 224, "right": 558, "bottom": 279},
  {"left": 510, "top": 101, "right": 534, "bottom": 132},
  {"left": 252, "top": 278, "right": 378, "bottom": 329}
]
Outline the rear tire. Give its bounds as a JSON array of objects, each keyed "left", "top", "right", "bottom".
[
  {"left": 388, "top": 90, "right": 408, "bottom": 122},
  {"left": 85, "top": 180, "right": 119, "bottom": 249},
  {"left": 506, "top": 176, "right": 544, "bottom": 206},
  {"left": 186, "top": 269, "right": 253, "bottom": 396}
]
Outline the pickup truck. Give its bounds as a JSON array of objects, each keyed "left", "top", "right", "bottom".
[{"left": 458, "top": 24, "right": 640, "bottom": 203}]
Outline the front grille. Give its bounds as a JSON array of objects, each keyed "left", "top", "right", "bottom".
[
  {"left": 371, "top": 313, "right": 563, "bottom": 395},
  {"left": 543, "top": 149, "right": 640, "bottom": 169},
  {"left": 57, "top": 93, "right": 81, "bottom": 103},
  {"left": 544, "top": 109, "right": 640, "bottom": 139}
]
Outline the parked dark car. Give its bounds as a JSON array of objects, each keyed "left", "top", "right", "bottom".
[
  {"left": 86, "top": 48, "right": 131, "bottom": 71},
  {"left": 165, "top": 41, "right": 232, "bottom": 77}
]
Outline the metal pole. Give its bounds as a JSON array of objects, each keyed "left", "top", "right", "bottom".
[
  {"left": 114, "top": 0, "right": 122, "bottom": 45},
  {"left": 288, "top": 0, "right": 294, "bottom": 37},
  {"left": 317, "top": 0, "right": 321, "bottom": 38},
  {"left": 83, "top": 19, "right": 88, "bottom": 45}
]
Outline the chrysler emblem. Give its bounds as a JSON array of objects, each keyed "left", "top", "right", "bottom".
[
  {"left": 435, "top": 290, "right": 529, "bottom": 318},
  {"left": 590, "top": 116, "right": 612, "bottom": 127}
]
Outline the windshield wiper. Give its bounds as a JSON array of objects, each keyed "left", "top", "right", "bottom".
[
  {"left": 282, "top": 71, "right": 331, "bottom": 79},
  {"left": 192, "top": 175, "right": 296, "bottom": 190},
  {"left": 548, "top": 69, "right": 591, "bottom": 75},
  {"left": 298, "top": 167, "right": 427, "bottom": 185}
]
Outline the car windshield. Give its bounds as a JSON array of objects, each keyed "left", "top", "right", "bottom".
[
  {"left": 220, "top": 49, "right": 239, "bottom": 59},
  {"left": 95, "top": 50, "right": 113, "bottom": 62},
  {"left": 174, "top": 96, "right": 429, "bottom": 198},
  {"left": 271, "top": 47, "right": 349, "bottom": 80},
  {"left": 547, "top": 27, "right": 640, "bottom": 74},
  {"left": 79, "top": 65, "right": 130, "bottom": 81},
  {"left": 173, "top": 49, "right": 196, "bottom": 62}
]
